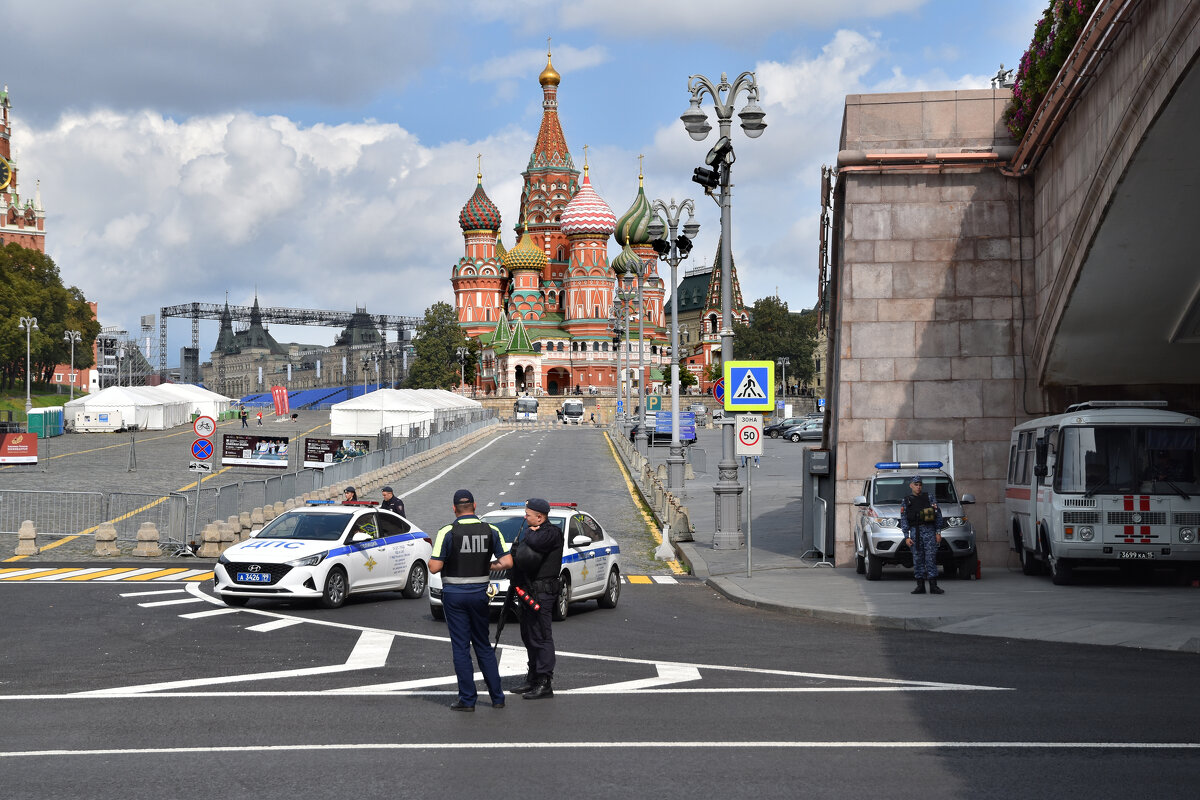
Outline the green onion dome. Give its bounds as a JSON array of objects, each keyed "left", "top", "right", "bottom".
[
  {"left": 611, "top": 241, "right": 645, "bottom": 276},
  {"left": 614, "top": 178, "right": 653, "bottom": 246}
]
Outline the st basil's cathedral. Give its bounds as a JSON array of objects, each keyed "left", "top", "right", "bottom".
[{"left": 451, "top": 52, "right": 747, "bottom": 397}]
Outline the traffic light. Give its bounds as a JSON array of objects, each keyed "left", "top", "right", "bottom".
[
  {"left": 692, "top": 166, "right": 719, "bottom": 191},
  {"left": 651, "top": 237, "right": 671, "bottom": 258}
]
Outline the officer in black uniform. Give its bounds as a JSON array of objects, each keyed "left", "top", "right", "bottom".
[
  {"left": 429, "top": 489, "right": 507, "bottom": 711},
  {"left": 494, "top": 497, "right": 564, "bottom": 699},
  {"left": 379, "top": 486, "right": 405, "bottom": 518}
]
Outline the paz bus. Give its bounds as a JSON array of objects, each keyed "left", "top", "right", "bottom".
[
  {"left": 514, "top": 396, "right": 539, "bottom": 422},
  {"left": 1006, "top": 401, "right": 1200, "bottom": 584}
]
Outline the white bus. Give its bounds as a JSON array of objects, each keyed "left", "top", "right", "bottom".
[
  {"left": 514, "top": 396, "right": 539, "bottom": 421},
  {"left": 561, "top": 399, "right": 584, "bottom": 424},
  {"left": 1006, "top": 401, "right": 1200, "bottom": 584}
]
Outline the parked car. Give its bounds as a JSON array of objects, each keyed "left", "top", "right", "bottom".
[
  {"left": 429, "top": 502, "right": 622, "bottom": 621},
  {"left": 687, "top": 403, "right": 709, "bottom": 418},
  {"left": 214, "top": 502, "right": 432, "bottom": 609},
  {"left": 784, "top": 420, "right": 823, "bottom": 441},
  {"left": 765, "top": 417, "right": 810, "bottom": 438},
  {"left": 852, "top": 463, "right": 978, "bottom": 581}
]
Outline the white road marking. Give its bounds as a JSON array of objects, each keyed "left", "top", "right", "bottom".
[
  {"left": 3, "top": 741, "right": 1198, "bottom": 759},
  {"left": 0, "top": 569, "right": 60, "bottom": 580},
  {"left": 396, "top": 431, "right": 513, "bottom": 500},
  {"left": 120, "top": 589, "right": 187, "bottom": 598},
  {"left": 509, "top": 482, "right": 515, "bottom": 486},
  {"left": 32, "top": 568, "right": 111, "bottom": 581},
  {"left": 329, "top": 646, "right": 524, "bottom": 693},
  {"left": 179, "top": 608, "right": 242, "bottom": 620},
  {"left": 157, "top": 569, "right": 212, "bottom": 580},
  {"left": 137, "top": 597, "right": 208, "bottom": 608},
  {"left": 651, "top": 575, "right": 678, "bottom": 584},
  {"left": 245, "top": 618, "right": 305, "bottom": 633},
  {"left": 573, "top": 664, "right": 701, "bottom": 693},
  {"left": 71, "top": 630, "right": 395, "bottom": 696}
]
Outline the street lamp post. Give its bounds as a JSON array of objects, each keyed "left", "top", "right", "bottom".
[
  {"left": 776, "top": 356, "right": 789, "bottom": 406},
  {"left": 650, "top": 198, "right": 699, "bottom": 489},
  {"left": 615, "top": 256, "right": 649, "bottom": 453},
  {"left": 18, "top": 316, "right": 38, "bottom": 413},
  {"left": 456, "top": 345, "right": 469, "bottom": 393},
  {"left": 681, "top": 69, "right": 766, "bottom": 550},
  {"left": 64, "top": 330, "right": 82, "bottom": 402},
  {"left": 611, "top": 289, "right": 632, "bottom": 437}
]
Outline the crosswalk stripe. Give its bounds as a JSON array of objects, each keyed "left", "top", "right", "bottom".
[
  {"left": 626, "top": 575, "right": 652, "bottom": 584},
  {"left": 167, "top": 570, "right": 213, "bottom": 581},
  {"left": 182, "top": 571, "right": 215, "bottom": 581},
  {"left": 33, "top": 568, "right": 110, "bottom": 581},
  {"left": 124, "top": 568, "right": 190, "bottom": 581},
  {"left": 137, "top": 597, "right": 208, "bottom": 608},
  {"left": 180, "top": 608, "right": 242, "bottom": 620},
  {"left": 245, "top": 618, "right": 305, "bottom": 633},
  {"left": 0, "top": 568, "right": 79, "bottom": 581},
  {"left": 63, "top": 568, "right": 140, "bottom": 580},
  {"left": 651, "top": 575, "right": 679, "bottom": 584}
]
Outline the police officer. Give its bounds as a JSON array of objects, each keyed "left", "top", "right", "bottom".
[
  {"left": 899, "top": 475, "right": 944, "bottom": 595},
  {"left": 342, "top": 486, "right": 358, "bottom": 504},
  {"left": 379, "top": 486, "right": 405, "bottom": 517},
  {"left": 493, "top": 497, "right": 564, "bottom": 699},
  {"left": 429, "top": 489, "right": 507, "bottom": 711}
]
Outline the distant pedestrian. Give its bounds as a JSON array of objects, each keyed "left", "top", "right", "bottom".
[
  {"left": 900, "top": 476, "right": 943, "bottom": 595},
  {"left": 256, "top": 410, "right": 263, "bottom": 426},
  {"left": 240, "top": 410, "right": 248, "bottom": 428},
  {"left": 429, "top": 489, "right": 508, "bottom": 711}
]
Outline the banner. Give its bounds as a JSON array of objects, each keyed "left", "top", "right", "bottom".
[
  {"left": 270, "top": 385, "right": 290, "bottom": 416},
  {"left": 303, "top": 437, "right": 371, "bottom": 469},
  {"left": 0, "top": 433, "right": 38, "bottom": 464},
  {"left": 221, "top": 434, "right": 289, "bottom": 468}
]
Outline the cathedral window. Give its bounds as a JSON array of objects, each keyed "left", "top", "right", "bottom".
[
  {"left": 556, "top": 342, "right": 564, "bottom": 352},
  {"left": 593, "top": 342, "right": 600, "bottom": 352},
  {"left": 533, "top": 342, "right": 542, "bottom": 353}
]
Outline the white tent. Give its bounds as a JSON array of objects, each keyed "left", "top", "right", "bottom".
[
  {"left": 330, "top": 389, "right": 481, "bottom": 437},
  {"left": 151, "top": 383, "right": 232, "bottom": 419},
  {"left": 63, "top": 385, "right": 190, "bottom": 432}
]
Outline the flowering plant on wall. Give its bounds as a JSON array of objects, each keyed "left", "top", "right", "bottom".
[{"left": 1003, "top": 0, "right": 1098, "bottom": 141}]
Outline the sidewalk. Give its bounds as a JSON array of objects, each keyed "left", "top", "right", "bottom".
[{"left": 623, "top": 422, "right": 1200, "bottom": 654}]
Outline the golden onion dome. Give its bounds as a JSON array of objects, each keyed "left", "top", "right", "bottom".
[
  {"left": 539, "top": 51, "right": 560, "bottom": 87},
  {"left": 503, "top": 229, "right": 548, "bottom": 273}
]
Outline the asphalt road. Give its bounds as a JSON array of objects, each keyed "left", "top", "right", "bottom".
[{"left": 3, "top": 427, "right": 1199, "bottom": 798}]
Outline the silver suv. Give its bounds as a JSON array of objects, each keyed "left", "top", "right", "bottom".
[{"left": 852, "top": 464, "right": 978, "bottom": 581}]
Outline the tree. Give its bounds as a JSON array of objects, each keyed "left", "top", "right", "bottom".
[
  {"left": 404, "top": 301, "right": 478, "bottom": 390},
  {"left": 0, "top": 243, "right": 99, "bottom": 392},
  {"left": 731, "top": 296, "right": 818, "bottom": 391},
  {"left": 677, "top": 355, "right": 698, "bottom": 391}
]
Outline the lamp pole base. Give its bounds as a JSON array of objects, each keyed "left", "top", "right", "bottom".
[{"left": 667, "top": 445, "right": 686, "bottom": 489}]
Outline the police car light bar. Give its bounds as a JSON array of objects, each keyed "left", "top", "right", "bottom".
[
  {"left": 499, "top": 502, "right": 578, "bottom": 508},
  {"left": 343, "top": 500, "right": 380, "bottom": 506},
  {"left": 875, "top": 461, "right": 944, "bottom": 470},
  {"left": 306, "top": 500, "right": 335, "bottom": 505}
]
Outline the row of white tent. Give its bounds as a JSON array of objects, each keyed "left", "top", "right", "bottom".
[
  {"left": 64, "top": 384, "right": 233, "bottom": 432},
  {"left": 330, "top": 389, "right": 482, "bottom": 437}
]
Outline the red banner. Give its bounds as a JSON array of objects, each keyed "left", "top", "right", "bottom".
[
  {"left": 270, "top": 385, "right": 290, "bottom": 416},
  {"left": 0, "top": 433, "right": 38, "bottom": 464}
]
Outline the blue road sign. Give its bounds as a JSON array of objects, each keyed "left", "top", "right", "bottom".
[
  {"left": 191, "top": 438, "right": 214, "bottom": 460},
  {"left": 723, "top": 361, "right": 774, "bottom": 411},
  {"left": 616, "top": 400, "right": 624, "bottom": 413}
]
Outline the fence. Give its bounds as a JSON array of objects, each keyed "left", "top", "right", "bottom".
[{"left": 0, "top": 412, "right": 497, "bottom": 549}]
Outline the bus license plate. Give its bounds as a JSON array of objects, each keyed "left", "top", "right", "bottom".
[
  {"left": 1118, "top": 551, "right": 1154, "bottom": 560},
  {"left": 236, "top": 572, "right": 273, "bottom": 582}
]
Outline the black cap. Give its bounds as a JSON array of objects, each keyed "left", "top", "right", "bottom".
[
  {"left": 453, "top": 489, "right": 474, "bottom": 504},
  {"left": 526, "top": 497, "right": 550, "bottom": 515},
  {"left": 381, "top": 486, "right": 393, "bottom": 493},
  {"left": 344, "top": 486, "right": 356, "bottom": 493}
]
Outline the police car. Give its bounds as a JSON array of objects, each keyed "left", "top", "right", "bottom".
[
  {"left": 428, "top": 503, "right": 622, "bottom": 622},
  {"left": 214, "top": 501, "right": 432, "bottom": 609},
  {"left": 852, "top": 461, "right": 979, "bottom": 581}
]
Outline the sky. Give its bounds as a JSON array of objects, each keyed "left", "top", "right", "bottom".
[{"left": 4, "top": 0, "right": 1046, "bottom": 367}]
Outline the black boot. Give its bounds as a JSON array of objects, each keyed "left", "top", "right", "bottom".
[
  {"left": 523, "top": 676, "right": 554, "bottom": 700},
  {"left": 508, "top": 673, "right": 537, "bottom": 694},
  {"left": 929, "top": 579, "right": 944, "bottom": 595},
  {"left": 912, "top": 579, "right": 926, "bottom": 594}
]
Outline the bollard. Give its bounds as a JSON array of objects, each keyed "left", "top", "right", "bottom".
[
  {"left": 239, "top": 511, "right": 253, "bottom": 539},
  {"left": 198, "top": 523, "right": 223, "bottom": 558},
  {"left": 132, "top": 521, "right": 163, "bottom": 558},
  {"left": 15, "top": 520, "right": 39, "bottom": 556},
  {"left": 671, "top": 508, "right": 694, "bottom": 542},
  {"left": 217, "top": 521, "right": 236, "bottom": 553},
  {"left": 93, "top": 521, "right": 120, "bottom": 557},
  {"left": 656, "top": 463, "right": 668, "bottom": 481},
  {"left": 685, "top": 463, "right": 695, "bottom": 481}
]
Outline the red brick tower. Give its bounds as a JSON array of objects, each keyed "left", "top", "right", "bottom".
[{"left": 0, "top": 86, "right": 47, "bottom": 252}]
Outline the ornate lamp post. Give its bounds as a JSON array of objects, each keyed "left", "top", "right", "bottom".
[
  {"left": 614, "top": 249, "right": 649, "bottom": 454},
  {"left": 649, "top": 198, "right": 699, "bottom": 489},
  {"left": 64, "top": 330, "right": 82, "bottom": 402},
  {"left": 681, "top": 70, "right": 766, "bottom": 550},
  {"left": 18, "top": 316, "right": 38, "bottom": 413},
  {"left": 611, "top": 288, "right": 634, "bottom": 437},
  {"left": 456, "top": 345, "right": 469, "bottom": 393},
  {"left": 776, "top": 356, "right": 789, "bottom": 404}
]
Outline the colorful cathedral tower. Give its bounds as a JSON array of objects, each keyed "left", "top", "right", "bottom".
[{"left": 451, "top": 51, "right": 677, "bottom": 397}]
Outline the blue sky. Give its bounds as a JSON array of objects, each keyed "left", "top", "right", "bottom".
[{"left": 4, "top": 0, "right": 1045, "bottom": 367}]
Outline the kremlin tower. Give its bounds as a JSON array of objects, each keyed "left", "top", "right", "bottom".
[{"left": 0, "top": 86, "right": 47, "bottom": 252}]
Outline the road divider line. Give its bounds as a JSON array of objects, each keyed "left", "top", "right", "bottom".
[{"left": 602, "top": 431, "right": 685, "bottom": 574}]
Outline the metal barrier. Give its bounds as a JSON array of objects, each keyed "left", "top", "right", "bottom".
[
  {"left": 0, "top": 490, "right": 105, "bottom": 537},
  {"left": 105, "top": 492, "right": 189, "bottom": 542}
]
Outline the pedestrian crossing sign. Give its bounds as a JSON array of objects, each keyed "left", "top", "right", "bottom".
[{"left": 723, "top": 361, "right": 774, "bottom": 411}]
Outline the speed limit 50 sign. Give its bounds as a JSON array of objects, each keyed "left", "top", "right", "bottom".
[{"left": 735, "top": 414, "right": 763, "bottom": 456}]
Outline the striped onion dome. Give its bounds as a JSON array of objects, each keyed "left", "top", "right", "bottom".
[
  {"left": 458, "top": 174, "right": 502, "bottom": 232},
  {"left": 502, "top": 229, "right": 547, "bottom": 273},
  {"left": 560, "top": 168, "right": 616, "bottom": 237},
  {"left": 611, "top": 242, "right": 645, "bottom": 276},
  {"left": 614, "top": 179, "right": 652, "bottom": 246}
]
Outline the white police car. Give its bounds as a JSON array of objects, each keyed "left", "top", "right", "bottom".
[
  {"left": 214, "top": 501, "right": 432, "bottom": 608},
  {"left": 428, "top": 502, "right": 622, "bottom": 622},
  {"left": 852, "top": 461, "right": 978, "bottom": 581}
]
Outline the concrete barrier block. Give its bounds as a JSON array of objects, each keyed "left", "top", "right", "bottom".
[
  {"left": 272, "top": 501, "right": 285, "bottom": 517},
  {"left": 93, "top": 521, "right": 120, "bottom": 557},
  {"left": 283, "top": 498, "right": 297, "bottom": 511},
  {"left": 656, "top": 464, "right": 668, "bottom": 481},
  {"left": 132, "top": 521, "right": 163, "bottom": 558},
  {"left": 198, "top": 523, "right": 223, "bottom": 558},
  {"left": 685, "top": 463, "right": 696, "bottom": 481},
  {"left": 250, "top": 508, "right": 265, "bottom": 528},
  {"left": 14, "top": 520, "right": 39, "bottom": 556},
  {"left": 670, "top": 509, "right": 694, "bottom": 542},
  {"left": 239, "top": 511, "right": 253, "bottom": 535}
]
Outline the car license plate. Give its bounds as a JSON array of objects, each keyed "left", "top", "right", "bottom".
[
  {"left": 1118, "top": 551, "right": 1154, "bottom": 560},
  {"left": 236, "top": 572, "right": 272, "bottom": 583}
]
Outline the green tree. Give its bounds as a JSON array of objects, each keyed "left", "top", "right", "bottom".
[
  {"left": 731, "top": 296, "right": 818, "bottom": 392},
  {"left": 0, "top": 243, "right": 99, "bottom": 392},
  {"left": 677, "top": 355, "right": 698, "bottom": 391},
  {"left": 404, "top": 301, "right": 478, "bottom": 390}
]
